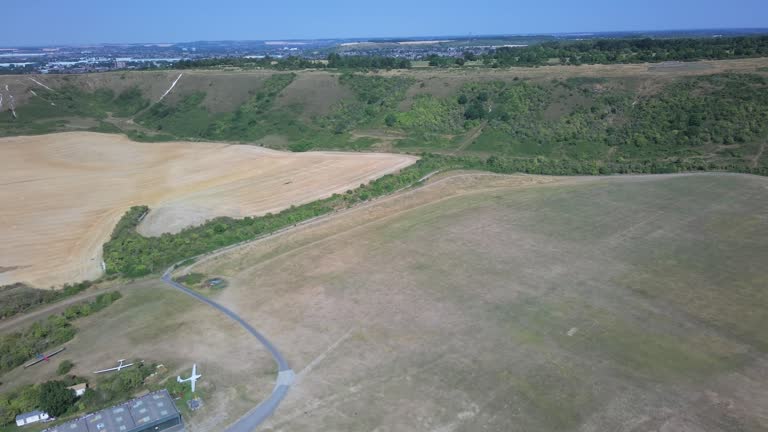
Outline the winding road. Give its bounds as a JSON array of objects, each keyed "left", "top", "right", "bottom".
[
  {"left": 161, "top": 269, "right": 294, "bottom": 432},
  {"left": 155, "top": 169, "right": 442, "bottom": 430}
]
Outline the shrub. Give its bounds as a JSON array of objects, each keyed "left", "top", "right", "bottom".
[{"left": 57, "top": 360, "right": 74, "bottom": 375}]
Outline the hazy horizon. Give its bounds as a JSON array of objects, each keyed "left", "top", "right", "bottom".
[
  {"left": 4, "top": 0, "right": 767, "bottom": 46},
  {"left": 3, "top": 27, "right": 768, "bottom": 48}
]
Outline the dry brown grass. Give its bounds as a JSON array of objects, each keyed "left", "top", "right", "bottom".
[
  {"left": 0, "top": 278, "right": 276, "bottom": 432},
  {"left": 187, "top": 172, "right": 768, "bottom": 432},
  {"left": 0, "top": 132, "right": 415, "bottom": 288},
  {"left": 274, "top": 72, "right": 353, "bottom": 118}
]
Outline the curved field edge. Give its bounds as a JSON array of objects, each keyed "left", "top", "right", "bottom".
[
  {"left": 103, "top": 151, "right": 768, "bottom": 279},
  {"left": 0, "top": 132, "right": 416, "bottom": 288}
]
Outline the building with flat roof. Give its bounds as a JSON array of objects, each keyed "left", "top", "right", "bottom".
[
  {"left": 16, "top": 410, "right": 50, "bottom": 426},
  {"left": 44, "top": 390, "right": 181, "bottom": 432}
]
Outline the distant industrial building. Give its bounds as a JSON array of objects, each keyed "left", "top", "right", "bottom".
[
  {"left": 16, "top": 410, "right": 50, "bottom": 427},
  {"left": 43, "top": 390, "right": 182, "bottom": 432}
]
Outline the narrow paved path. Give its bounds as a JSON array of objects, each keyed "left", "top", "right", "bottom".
[{"left": 160, "top": 270, "right": 293, "bottom": 432}]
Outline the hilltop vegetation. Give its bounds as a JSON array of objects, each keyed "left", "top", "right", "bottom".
[
  {"left": 5, "top": 66, "right": 768, "bottom": 280},
  {"left": 435, "top": 73, "right": 768, "bottom": 161},
  {"left": 176, "top": 54, "right": 412, "bottom": 70},
  {"left": 3, "top": 65, "right": 766, "bottom": 173},
  {"left": 164, "top": 36, "right": 768, "bottom": 70},
  {"left": 482, "top": 35, "right": 768, "bottom": 66}
]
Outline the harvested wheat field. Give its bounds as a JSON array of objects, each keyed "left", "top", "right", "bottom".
[{"left": 0, "top": 132, "right": 416, "bottom": 287}]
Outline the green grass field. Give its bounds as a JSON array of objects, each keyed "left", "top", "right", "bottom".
[{"left": 191, "top": 173, "right": 768, "bottom": 431}]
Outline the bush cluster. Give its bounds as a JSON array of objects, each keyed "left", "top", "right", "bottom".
[{"left": 0, "top": 292, "right": 122, "bottom": 375}]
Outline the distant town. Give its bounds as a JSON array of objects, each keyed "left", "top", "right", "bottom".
[{"left": 2, "top": 28, "right": 766, "bottom": 74}]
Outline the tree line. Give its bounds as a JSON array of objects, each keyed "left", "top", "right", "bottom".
[
  {"left": 326, "top": 53, "right": 411, "bottom": 69},
  {"left": 173, "top": 36, "right": 768, "bottom": 72},
  {"left": 0, "top": 280, "right": 96, "bottom": 321},
  {"left": 175, "top": 54, "right": 412, "bottom": 71},
  {"left": 0, "top": 361, "right": 155, "bottom": 426},
  {"left": 102, "top": 151, "right": 766, "bottom": 279},
  {"left": 0, "top": 292, "right": 122, "bottom": 375},
  {"left": 483, "top": 35, "right": 768, "bottom": 66}
]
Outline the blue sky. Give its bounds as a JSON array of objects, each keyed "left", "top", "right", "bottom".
[{"left": 4, "top": 0, "right": 767, "bottom": 46}]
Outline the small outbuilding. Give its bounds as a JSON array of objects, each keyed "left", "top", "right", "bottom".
[
  {"left": 15, "top": 410, "right": 50, "bottom": 426},
  {"left": 68, "top": 383, "right": 88, "bottom": 397}
]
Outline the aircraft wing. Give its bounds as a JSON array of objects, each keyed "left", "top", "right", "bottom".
[
  {"left": 24, "top": 347, "right": 65, "bottom": 368},
  {"left": 95, "top": 362, "right": 133, "bottom": 374},
  {"left": 24, "top": 358, "right": 45, "bottom": 368}
]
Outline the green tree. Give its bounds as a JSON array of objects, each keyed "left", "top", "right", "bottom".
[
  {"left": 464, "top": 101, "right": 486, "bottom": 120},
  {"left": 38, "top": 381, "right": 75, "bottom": 417},
  {"left": 385, "top": 113, "right": 397, "bottom": 127}
]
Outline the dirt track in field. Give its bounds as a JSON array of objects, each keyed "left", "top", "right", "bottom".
[{"left": 0, "top": 132, "right": 416, "bottom": 288}]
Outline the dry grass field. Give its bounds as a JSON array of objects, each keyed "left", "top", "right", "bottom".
[
  {"left": 186, "top": 172, "right": 768, "bottom": 432},
  {"left": 0, "top": 278, "right": 276, "bottom": 432},
  {"left": 274, "top": 71, "right": 353, "bottom": 119},
  {"left": 0, "top": 132, "right": 415, "bottom": 288}
]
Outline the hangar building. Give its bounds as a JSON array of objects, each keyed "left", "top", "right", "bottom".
[{"left": 43, "top": 390, "right": 182, "bottom": 432}]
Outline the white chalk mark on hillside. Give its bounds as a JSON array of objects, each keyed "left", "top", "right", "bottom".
[
  {"left": 159, "top": 73, "right": 183, "bottom": 102},
  {"left": 29, "top": 89, "right": 56, "bottom": 106},
  {"left": 0, "top": 93, "right": 3, "bottom": 111},
  {"left": 9, "top": 94, "right": 17, "bottom": 118},
  {"left": 29, "top": 77, "right": 54, "bottom": 92}
]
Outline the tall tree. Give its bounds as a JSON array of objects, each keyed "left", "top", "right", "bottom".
[{"left": 38, "top": 381, "right": 75, "bottom": 417}]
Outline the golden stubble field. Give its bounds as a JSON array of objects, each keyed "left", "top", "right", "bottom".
[{"left": 0, "top": 132, "right": 416, "bottom": 288}]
